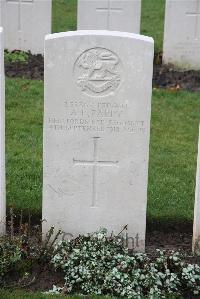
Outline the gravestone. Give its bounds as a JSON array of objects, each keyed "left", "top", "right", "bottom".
[
  {"left": 0, "top": 28, "right": 5, "bottom": 234},
  {"left": 163, "top": 0, "right": 200, "bottom": 70},
  {"left": 193, "top": 125, "right": 200, "bottom": 254},
  {"left": 77, "top": 0, "right": 141, "bottom": 33},
  {"left": 43, "top": 30, "right": 154, "bottom": 252},
  {"left": 0, "top": 0, "right": 52, "bottom": 54}
]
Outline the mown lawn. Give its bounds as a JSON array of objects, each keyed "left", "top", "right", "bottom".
[
  {"left": 6, "top": 78, "right": 200, "bottom": 224},
  {"left": 149, "top": 89, "right": 200, "bottom": 224},
  {"left": 52, "top": 0, "right": 165, "bottom": 52},
  {"left": 0, "top": 290, "right": 181, "bottom": 299},
  {"left": 0, "top": 291, "right": 71, "bottom": 299}
]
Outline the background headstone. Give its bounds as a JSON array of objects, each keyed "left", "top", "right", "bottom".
[
  {"left": 0, "top": 0, "right": 52, "bottom": 54},
  {"left": 43, "top": 30, "right": 154, "bottom": 252},
  {"left": 163, "top": 0, "right": 200, "bottom": 70},
  {"left": 0, "top": 28, "right": 5, "bottom": 234},
  {"left": 77, "top": 0, "right": 141, "bottom": 33},
  {"left": 193, "top": 125, "right": 200, "bottom": 254}
]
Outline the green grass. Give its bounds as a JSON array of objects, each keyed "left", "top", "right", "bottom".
[
  {"left": 141, "top": 0, "right": 165, "bottom": 52},
  {"left": 52, "top": 0, "right": 77, "bottom": 33},
  {"left": 0, "top": 290, "right": 109, "bottom": 299},
  {"left": 6, "top": 78, "right": 200, "bottom": 224},
  {"left": 0, "top": 290, "right": 66, "bottom": 299},
  {"left": 0, "top": 290, "right": 181, "bottom": 299},
  {"left": 148, "top": 89, "right": 200, "bottom": 224},
  {"left": 52, "top": 0, "right": 165, "bottom": 52},
  {"left": 6, "top": 79, "right": 43, "bottom": 213}
]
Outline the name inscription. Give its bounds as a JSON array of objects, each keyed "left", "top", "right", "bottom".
[{"left": 48, "top": 100, "right": 145, "bottom": 134}]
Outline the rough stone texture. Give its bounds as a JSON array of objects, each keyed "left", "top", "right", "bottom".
[
  {"left": 77, "top": 0, "right": 141, "bottom": 33},
  {"left": 193, "top": 125, "right": 200, "bottom": 254},
  {"left": 0, "top": 28, "right": 5, "bottom": 234},
  {"left": 42, "top": 30, "right": 154, "bottom": 252},
  {"left": 0, "top": 0, "right": 52, "bottom": 54},
  {"left": 163, "top": 0, "right": 200, "bottom": 70}
]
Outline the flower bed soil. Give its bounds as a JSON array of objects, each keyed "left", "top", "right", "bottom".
[
  {"left": 5, "top": 53, "right": 44, "bottom": 81},
  {"left": 2, "top": 230, "right": 200, "bottom": 295},
  {"left": 6, "top": 215, "right": 200, "bottom": 262},
  {"left": 2, "top": 218, "right": 200, "bottom": 295},
  {"left": 5, "top": 52, "right": 200, "bottom": 92}
]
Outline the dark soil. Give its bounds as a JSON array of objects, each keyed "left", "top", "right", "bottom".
[
  {"left": 4, "top": 263, "right": 65, "bottom": 293},
  {"left": 2, "top": 219, "right": 200, "bottom": 294},
  {"left": 3, "top": 233, "right": 200, "bottom": 294},
  {"left": 145, "top": 220, "right": 194, "bottom": 252},
  {"left": 5, "top": 53, "right": 44, "bottom": 81},
  {"left": 153, "top": 57, "right": 200, "bottom": 92},
  {"left": 5, "top": 52, "right": 200, "bottom": 92},
  {"left": 6, "top": 210, "right": 198, "bottom": 257},
  {"left": 146, "top": 231, "right": 192, "bottom": 254}
]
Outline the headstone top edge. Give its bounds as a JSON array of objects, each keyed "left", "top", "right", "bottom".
[
  {"left": 79, "top": 0, "right": 141, "bottom": 2},
  {"left": 45, "top": 30, "right": 154, "bottom": 45}
]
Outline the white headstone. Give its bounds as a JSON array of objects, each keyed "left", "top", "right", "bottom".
[
  {"left": 193, "top": 125, "right": 200, "bottom": 254},
  {"left": 0, "top": 0, "right": 52, "bottom": 54},
  {"left": 43, "top": 30, "right": 154, "bottom": 252},
  {"left": 77, "top": 0, "right": 141, "bottom": 34},
  {"left": 163, "top": 0, "right": 200, "bottom": 70},
  {"left": 0, "top": 28, "right": 5, "bottom": 234}
]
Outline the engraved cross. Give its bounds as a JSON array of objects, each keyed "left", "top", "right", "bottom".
[
  {"left": 73, "top": 137, "right": 119, "bottom": 207},
  {"left": 6, "top": 0, "right": 33, "bottom": 31},
  {"left": 186, "top": 0, "right": 200, "bottom": 40},
  {"left": 96, "top": 1, "right": 123, "bottom": 29}
]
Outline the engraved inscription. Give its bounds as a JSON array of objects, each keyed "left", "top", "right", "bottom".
[
  {"left": 48, "top": 100, "right": 146, "bottom": 134},
  {"left": 186, "top": 0, "right": 200, "bottom": 40},
  {"left": 74, "top": 48, "right": 122, "bottom": 97},
  {"left": 96, "top": 1, "right": 123, "bottom": 29},
  {"left": 73, "top": 137, "right": 119, "bottom": 207},
  {"left": 49, "top": 117, "right": 145, "bottom": 134}
]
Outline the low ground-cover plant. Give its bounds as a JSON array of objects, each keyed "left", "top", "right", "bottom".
[
  {"left": 0, "top": 232, "right": 42, "bottom": 287},
  {"left": 51, "top": 228, "right": 200, "bottom": 298},
  {"left": 0, "top": 227, "right": 200, "bottom": 298},
  {"left": 0, "top": 224, "right": 53, "bottom": 287},
  {"left": 5, "top": 50, "right": 29, "bottom": 64},
  {"left": 0, "top": 224, "right": 62, "bottom": 289},
  {"left": 0, "top": 236, "right": 21, "bottom": 284}
]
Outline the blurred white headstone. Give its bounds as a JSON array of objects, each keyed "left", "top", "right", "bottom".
[
  {"left": 77, "top": 0, "right": 141, "bottom": 33},
  {"left": 193, "top": 125, "right": 200, "bottom": 254},
  {"left": 0, "top": 0, "right": 52, "bottom": 54},
  {"left": 0, "top": 27, "right": 5, "bottom": 234},
  {"left": 163, "top": 0, "right": 200, "bottom": 70}
]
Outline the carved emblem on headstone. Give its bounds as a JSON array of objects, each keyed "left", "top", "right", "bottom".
[{"left": 74, "top": 47, "right": 122, "bottom": 96}]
